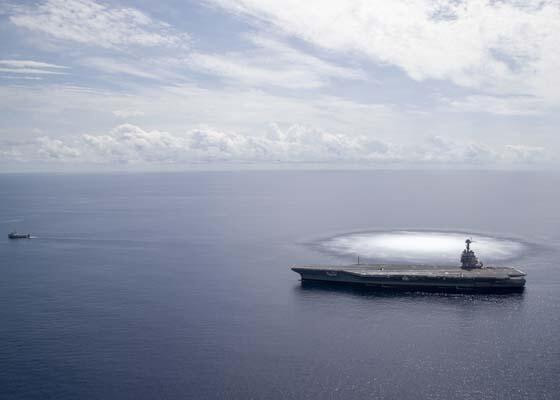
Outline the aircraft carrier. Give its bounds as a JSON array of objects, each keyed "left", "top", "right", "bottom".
[{"left": 292, "top": 239, "right": 526, "bottom": 292}]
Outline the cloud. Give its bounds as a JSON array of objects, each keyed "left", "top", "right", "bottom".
[
  {"left": 0, "top": 123, "right": 547, "bottom": 167},
  {"left": 0, "top": 60, "right": 67, "bottom": 69},
  {"left": 9, "top": 0, "right": 190, "bottom": 50},
  {"left": 0, "top": 146, "right": 25, "bottom": 161},
  {"left": 7, "top": 123, "right": 399, "bottom": 164},
  {"left": 445, "top": 95, "right": 547, "bottom": 116},
  {"left": 80, "top": 123, "right": 387, "bottom": 163},
  {"left": 77, "top": 123, "right": 401, "bottom": 163},
  {"left": 0, "top": 83, "right": 395, "bottom": 138},
  {"left": 113, "top": 109, "right": 145, "bottom": 118},
  {"left": 503, "top": 144, "right": 546, "bottom": 164},
  {"left": 0, "top": 75, "right": 43, "bottom": 81},
  {"left": 1, "top": 82, "right": 556, "bottom": 165},
  {"left": 82, "top": 124, "right": 188, "bottom": 163},
  {"left": 187, "top": 34, "right": 365, "bottom": 89},
  {"left": 210, "top": 0, "right": 560, "bottom": 103},
  {"left": 0, "top": 68, "right": 65, "bottom": 75},
  {"left": 414, "top": 135, "right": 497, "bottom": 164},
  {"left": 79, "top": 33, "right": 366, "bottom": 89},
  {"left": 36, "top": 137, "right": 81, "bottom": 160},
  {"left": 262, "top": 123, "right": 395, "bottom": 162},
  {"left": 0, "top": 59, "right": 68, "bottom": 75},
  {"left": 82, "top": 57, "right": 161, "bottom": 80}
]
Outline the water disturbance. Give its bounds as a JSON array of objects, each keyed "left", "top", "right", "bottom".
[{"left": 320, "top": 230, "right": 526, "bottom": 264}]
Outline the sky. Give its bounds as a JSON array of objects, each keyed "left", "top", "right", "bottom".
[{"left": 0, "top": 0, "right": 559, "bottom": 171}]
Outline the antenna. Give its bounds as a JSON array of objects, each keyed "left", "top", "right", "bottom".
[{"left": 357, "top": 256, "right": 360, "bottom": 265}]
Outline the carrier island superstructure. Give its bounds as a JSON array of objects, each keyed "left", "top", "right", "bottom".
[{"left": 292, "top": 239, "right": 526, "bottom": 292}]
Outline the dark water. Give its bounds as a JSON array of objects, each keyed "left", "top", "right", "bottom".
[{"left": 1, "top": 170, "right": 559, "bottom": 399}]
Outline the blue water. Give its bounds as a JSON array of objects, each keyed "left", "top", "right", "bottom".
[{"left": 1, "top": 171, "right": 559, "bottom": 399}]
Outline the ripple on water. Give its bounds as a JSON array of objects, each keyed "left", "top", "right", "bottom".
[{"left": 319, "top": 231, "right": 525, "bottom": 264}]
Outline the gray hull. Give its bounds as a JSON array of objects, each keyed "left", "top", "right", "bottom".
[
  {"left": 292, "top": 264, "right": 526, "bottom": 293},
  {"left": 8, "top": 233, "right": 30, "bottom": 239}
]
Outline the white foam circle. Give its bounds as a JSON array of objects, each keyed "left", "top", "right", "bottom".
[{"left": 321, "top": 231, "right": 524, "bottom": 264}]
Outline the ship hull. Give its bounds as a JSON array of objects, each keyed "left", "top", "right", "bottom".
[
  {"left": 8, "top": 233, "right": 30, "bottom": 239},
  {"left": 292, "top": 265, "right": 526, "bottom": 293}
]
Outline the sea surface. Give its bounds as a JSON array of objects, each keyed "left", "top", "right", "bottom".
[{"left": 1, "top": 170, "right": 559, "bottom": 399}]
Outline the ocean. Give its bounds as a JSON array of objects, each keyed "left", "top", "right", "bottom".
[{"left": 1, "top": 170, "right": 559, "bottom": 399}]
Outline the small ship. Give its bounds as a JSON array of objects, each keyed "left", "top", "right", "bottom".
[
  {"left": 8, "top": 231, "right": 31, "bottom": 239},
  {"left": 292, "top": 239, "right": 526, "bottom": 292}
]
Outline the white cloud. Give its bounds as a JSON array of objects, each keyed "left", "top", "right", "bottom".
[
  {"left": 82, "top": 57, "right": 161, "bottom": 80},
  {"left": 262, "top": 123, "right": 396, "bottom": 162},
  {"left": 503, "top": 144, "right": 546, "bottom": 163},
  {"left": 76, "top": 123, "right": 402, "bottom": 163},
  {"left": 80, "top": 123, "right": 387, "bottom": 163},
  {"left": 113, "top": 109, "right": 145, "bottom": 118},
  {"left": 0, "top": 83, "right": 395, "bottom": 139},
  {"left": 3, "top": 124, "right": 398, "bottom": 164},
  {"left": 210, "top": 0, "right": 560, "bottom": 104},
  {"left": 0, "top": 75, "right": 43, "bottom": 81},
  {"left": 77, "top": 33, "right": 366, "bottom": 89},
  {"left": 0, "top": 123, "right": 547, "bottom": 167},
  {"left": 414, "top": 135, "right": 497, "bottom": 164},
  {"left": 0, "top": 60, "right": 67, "bottom": 69},
  {"left": 0, "top": 67, "right": 65, "bottom": 75},
  {"left": 0, "top": 147, "right": 24, "bottom": 161},
  {"left": 9, "top": 0, "right": 190, "bottom": 49},
  {"left": 0, "top": 59, "right": 68, "bottom": 75},
  {"left": 187, "top": 35, "right": 365, "bottom": 89},
  {"left": 82, "top": 124, "right": 188, "bottom": 163},
  {"left": 2, "top": 81, "right": 557, "bottom": 162},
  {"left": 445, "top": 95, "right": 547, "bottom": 116},
  {"left": 36, "top": 137, "right": 81, "bottom": 160}
]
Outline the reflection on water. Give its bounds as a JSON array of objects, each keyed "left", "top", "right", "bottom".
[
  {"left": 294, "top": 280, "right": 526, "bottom": 302},
  {"left": 319, "top": 230, "right": 526, "bottom": 264}
]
